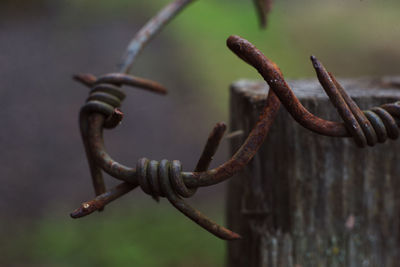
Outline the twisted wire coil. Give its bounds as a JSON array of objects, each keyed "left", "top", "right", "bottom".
[
  {"left": 135, "top": 158, "right": 239, "bottom": 240},
  {"left": 80, "top": 78, "right": 126, "bottom": 129},
  {"left": 362, "top": 104, "right": 400, "bottom": 144},
  {"left": 136, "top": 158, "right": 196, "bottom": 200},
  {"left": 310, "top": 57, "right": 400, "bottom": 147},
  {"left": 78, "top": 72, "right": 166, "bottom": 129}
]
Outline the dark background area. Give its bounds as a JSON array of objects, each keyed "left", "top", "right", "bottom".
[{"left": 1, "top": 0, "right": 400, "bottom": 266}]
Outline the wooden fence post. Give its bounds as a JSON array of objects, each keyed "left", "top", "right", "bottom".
[{"left": 227, "top": 78, "right": 400, "bottom": 267}]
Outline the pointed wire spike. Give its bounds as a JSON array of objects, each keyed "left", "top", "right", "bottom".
[
  {"left": 225, "top": 130, "right": 244, "bottom": 139},
  {"left": 70, "top": 182, "right": 137, "bottom": 219},
  {"left": 73, "top": 73, "right": 97, "bottom": 88},
  {"left": 96, "top": 73, "right": 168, "bottom": 95},
  {"left": 104, "top": 108, "right": 124, "bottom": 129},
  {"left": 70, "top": 202, "right": 98, "bottom": 218},
  {"left": 228, "top": 232, "right": 242, "bottom": 240},
  {"left": 310, "top": 55, "right": 322, "bottom": 70},
  {"left": 329, "top": 71, "right": 377, "bottom": 146},
  {"left": 310, "top": 55, "right": 368, "bottom": 147},
  {"left": 253, "top": 0, "right": 274, "bottom": 28},
  {"left": 194, "top": 122, "right": 227, "bottom": 172}
]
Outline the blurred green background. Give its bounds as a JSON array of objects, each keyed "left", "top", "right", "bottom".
[{"left": 1, "top": 0, "right": 400, "bottom": 266}]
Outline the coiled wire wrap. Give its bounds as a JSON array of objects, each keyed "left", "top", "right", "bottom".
[
  {"left": 78, "top": 72, "right": 166, "bottom": 129},
  {"left": 135, "top": 158, "right": 239, "bottom": 240},
  {"left": 363, "top": 105, "right": 400, "bottom": 144},
  {"left": 76, "top": 73, "right": 166, "bottom": 196},
  {"left": 311, "top": 56, "right": 400, "bottom": 147},
  {"left": 82, "top": 82, "right": 126, "bottom": 128},
  {"left": 78, "top": 78, "right": 127, "bottom": 196},
  {"left": 136, "top": 158, "right": 196, "bottom": 200}
]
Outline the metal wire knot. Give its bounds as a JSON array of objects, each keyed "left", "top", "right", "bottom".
[
  {"left": 359, "top": 106, "right": 400, "bottom": 145},
  {"left": 136, "top": 158, "right": 196, "bottom": 201},
  {"left": 86, "top": 83, "right": 125, "bottom": 114},
  {"left": 134, "top": 158, "right": 240, "bottom": 240}
]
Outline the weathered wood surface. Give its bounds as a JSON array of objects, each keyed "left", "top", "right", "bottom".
[{"left": 227, "top": 78, "right": 400, "bottom": 267}]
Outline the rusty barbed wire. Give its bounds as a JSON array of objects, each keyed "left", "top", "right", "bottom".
[
  {"left": 227, "top": 35, "right": 400, "bottom": 148},
  {"left": 71, "top": 0, "right": 399, "bottom": 241}
]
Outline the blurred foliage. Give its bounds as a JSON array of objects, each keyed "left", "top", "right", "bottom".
[{"left": 1, "top": 202, "right": 225, "bottom": 266}]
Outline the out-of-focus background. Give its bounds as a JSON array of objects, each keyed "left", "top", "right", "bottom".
[{"left": 1, "top": 0, "right": 400, "bottom": 266}]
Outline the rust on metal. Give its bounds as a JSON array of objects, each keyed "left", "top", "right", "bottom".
[
  {"left": 71, "top": 0, "right": 400, "bottom": 241},
  {"left": 227, "top": 35, "right": 400, "bottom": 147}
]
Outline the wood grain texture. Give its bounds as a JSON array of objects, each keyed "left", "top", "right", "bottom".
[{"left": 227, "top": 78, "right": 400, "bottom": 267}]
